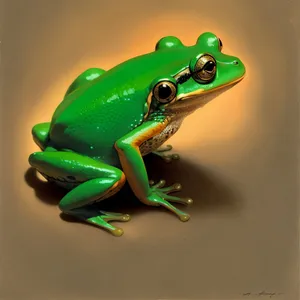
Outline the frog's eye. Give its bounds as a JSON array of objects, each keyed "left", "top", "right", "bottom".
[
  {"left": 192, "top": 54, "right": 216, "bottom": 83},
  {"left": 218, "top": 38, "right": 223, "bottom": 51},
  {"left": 153, "top": 80, "right": 177, "bottom": 104}
]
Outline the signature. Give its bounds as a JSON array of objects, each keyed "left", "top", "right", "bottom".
[{"left": 242, "top": 291, "right": 284, "bottom": 298}]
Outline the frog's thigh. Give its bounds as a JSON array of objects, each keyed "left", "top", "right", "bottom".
[
  {"left": 29, "top": 151, "right": 125, "bottom": 207},
  {"left": 31, "top": 122, "right": 50, "bottom": 150},
  {"left": 65, "top": 67, "right": 106, "bottom": 96},
  {"left": 29, "top": 151, "right": 128, "bottom": 236}
]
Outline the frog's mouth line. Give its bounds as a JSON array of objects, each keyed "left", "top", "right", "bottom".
[
  {"left": 177, "top": 75, "right": 244, "bottom": 101},
  {"left": 167, "top": 75, "right": 245, "bottom": 114}
]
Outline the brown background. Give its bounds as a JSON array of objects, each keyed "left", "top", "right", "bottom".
[{"left": 1, "top": 0, "right": 299, "bottom": 299}]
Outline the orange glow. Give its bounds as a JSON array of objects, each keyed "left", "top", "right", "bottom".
[{"left": 20, "top": 13, "right": 262, "bottom": 231}]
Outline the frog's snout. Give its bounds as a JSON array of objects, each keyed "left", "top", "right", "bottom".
[{"left": 232, "top": 58, "right": 246, "bottom": 79}]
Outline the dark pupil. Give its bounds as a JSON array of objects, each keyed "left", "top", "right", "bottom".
[
  {"left": 203, "top": 61, "right": 215, "bottom": 72},
  {"left": 158, "top": 84, "right": 172, "bottom": 99}
]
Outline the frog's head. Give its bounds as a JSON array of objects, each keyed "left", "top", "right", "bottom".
[{"left": 147, "top": 32, "right": 246, "bottom": 118}]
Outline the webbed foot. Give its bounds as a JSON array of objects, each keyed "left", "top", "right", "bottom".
[
  {"left": 84, "top": 210, "right": 131, "bottom": 237},
  {"left": 147, "top": 179, "right": 193, "bottom": 221}
]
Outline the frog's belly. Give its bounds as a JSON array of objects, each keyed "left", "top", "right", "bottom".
[{"left": 139, "top": 120, "right": 183, "bottom": 156}]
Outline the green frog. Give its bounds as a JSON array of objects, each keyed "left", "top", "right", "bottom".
[{"left": 29, "top": 32, "right": 246, "bottom": 236}]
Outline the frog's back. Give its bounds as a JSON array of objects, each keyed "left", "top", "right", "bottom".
[
  {"left": 49, "top": 46, "right": 197, "bottom": 164},
  {"left": 48, "top": 80, "right": 144, "bottom": 165}
]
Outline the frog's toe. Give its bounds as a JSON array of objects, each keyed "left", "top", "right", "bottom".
[
  {"left": 160, "top": 155, "right": 173, "bottom": 163},
  {"left": 170, "top": 153, "right": 180, "bottom": 160},
  {"left": 153, "top": 152, "right": 180, "bottom": 163},
  {"left": 111, "top": 227, "right": 124, "bottom": 237},
  {"left": 158, "top": 193, "right": 193, "bottom": 206},
  {"left": 158, "top": 182, "right": 182, "bottom": 193},
  {"left": 156, "top": 144, "right": 173, "bottom": 152},
  {"left": 104, "top": 225, "right": 124, "bottom": 237},
  {"left": 150, "top": 179, "right": 166, "bottom": 188},
  {"left": 152, "top": 144, "right": 180, "bottom": 163},
  {"left": 179, "top": 214, "right": 190, "bottom": 222},
  {"left": 99, "top": 211, "right": 131, "bottom": 222},
  {"left": 149, "top": 180, "right": 155, "bottom": 186},
  {"left": 150, "top": 180, "right": 183, "bottom": 195},
  {"left": 86, "top": 214, "right": 127, "bottom": 237}
]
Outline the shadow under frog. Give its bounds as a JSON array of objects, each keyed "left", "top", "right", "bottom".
[{"left": 25, "top": 151, "right": 242, "bottom": 230}]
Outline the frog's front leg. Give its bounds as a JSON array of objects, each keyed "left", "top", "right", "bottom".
[
  {"left": 28, "top": 151, "right": 129, "bottom": 236},
  {"left": 115, "top": 119, "right": 193, "bottom": 222},
  {"left": 152, "top": 144, "right": 180, "bottom": 163}
]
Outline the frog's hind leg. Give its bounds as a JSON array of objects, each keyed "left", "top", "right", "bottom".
[
  {"left": 58, "top": 178, "right": 130, "bottom": 237},
  {"left": 152, "top": 144, "right": 180, "bottom": 163},
  {"left": 28, "top": 151, "right": 129, "bottom": 237},
  {"left": 65, "top": 68, "right": 106, "bottom": 97}
]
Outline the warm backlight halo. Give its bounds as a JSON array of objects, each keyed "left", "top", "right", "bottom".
[{"left": 28, "top": 12, "right": 260, "bottom": 154}]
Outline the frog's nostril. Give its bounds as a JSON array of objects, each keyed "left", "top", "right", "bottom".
[{"left": 233, "top": 60, "right": 239, "bottom": 65}]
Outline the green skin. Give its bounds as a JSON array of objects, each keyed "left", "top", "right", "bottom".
[{"left": 29, "top": 32, "right": 246, "bottom": 237}]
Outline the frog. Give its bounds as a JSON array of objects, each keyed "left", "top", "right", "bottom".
[{"left": 28, "top": 32, "right": 246, "bottom": 237}]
